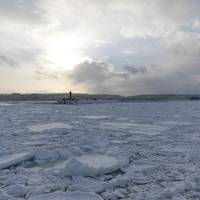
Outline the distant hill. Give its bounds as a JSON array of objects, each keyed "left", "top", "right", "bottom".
[
  {"left": 0, "top": 93, "right": 199, "bottom": 102},
  {"left": 0, "top": 93, "right": 123, "bottom": 102},
  {"left": 127, "top": 94, "right": 200, "bottom": 101}
]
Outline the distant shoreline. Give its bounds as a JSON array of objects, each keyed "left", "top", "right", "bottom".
[{"left": 0, "top": 93, "right": 200, "bottom": 103}]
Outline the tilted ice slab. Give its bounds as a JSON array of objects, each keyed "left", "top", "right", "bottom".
[
  {"left": 0, "top": 152, "right": 34, "bottom": 170},
  {"left": 78, "top": 116, "right": 109, "bottom": 120},
  {"left": 59, "top": 154, "right": 128, "bottom": 176},
  {"left": 27, "top": 123, "right": 72, "bottom": 132},
  {"left": 28, "top": 192, "right": 103, "bottom": 200}
]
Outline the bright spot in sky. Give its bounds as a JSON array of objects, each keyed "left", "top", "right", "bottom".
[{"left": 45, "top": 33, "right": 85, "bottom": 70}]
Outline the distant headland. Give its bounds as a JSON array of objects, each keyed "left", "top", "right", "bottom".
[{"left": 0, "top": 93, "right": 199, "bottom": 102}]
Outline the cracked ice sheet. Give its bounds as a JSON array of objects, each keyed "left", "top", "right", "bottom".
[
  {"left": 1, "top": 101, "right": 200, "bottom": 199},
  {"left": 27, "top": 123, "right": 72, "bottom": 132}
]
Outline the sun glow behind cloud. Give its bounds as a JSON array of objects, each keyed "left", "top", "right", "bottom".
[{"left": 44, "top": 33, "right": 86, "bottom": 70}]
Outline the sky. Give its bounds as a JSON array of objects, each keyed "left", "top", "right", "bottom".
[{"left": 0, "top": 0, "right": 200, "bottom": 95}]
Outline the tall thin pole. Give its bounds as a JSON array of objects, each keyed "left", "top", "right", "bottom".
[{"left": 69, "top": 91, "right": 72, "bottom": 101}]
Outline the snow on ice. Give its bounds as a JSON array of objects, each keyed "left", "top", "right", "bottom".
[
  {"left": 1, "top": 101, "right": 200, "bottom": 199},
  {"left": 78, "top": 115, "right": 109, "bottom": 120},
  {"left": 0, "top": 102, "right": 12, "bottom": 106},
  {"left": 27, "top": 123, "right": 72, "bottom": 132}
]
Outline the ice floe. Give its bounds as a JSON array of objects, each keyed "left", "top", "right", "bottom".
[
  {"left": 78, "top": 115, "right": 109, "bottom": 120},
  {"left": 101, "top": 122, "right": 137, "bottom": 129},
  {"left": 27, "top": 123, "right": 72, "bottom": 132},
  {"left": 0, "top": 152, "right": 34, "bottom": 170},
  {"left": 58, "top": 154, "right": 128, "bottom": 176},
  {"left": 159, "top": 120, "right": 191, "bottom": 126},
  {"left": 28, "top": 191, "right": 103, "bottom": 200},
  {"left": 0, "top": 102, "right": 11, "bottom": 106},
  {"left": 69, "top": 176, "right": 106, "bottom": 193},
  {"left": 34, "top": 149, "right": 52, "bottom": 163},
  {"left": 7, "top": 184, "right": 28, "bottom": 197}
]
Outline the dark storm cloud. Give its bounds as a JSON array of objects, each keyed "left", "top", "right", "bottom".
[
  {"left": 0, "top": 0, "right": 45, "bottom": 24},
  {"left": 35, "top": 66, "right": 60, "bottom": 80},
  {"left": 0, "top": 0, "right": 46, "bottom": 70},
  {"left": 68, "top": 60, "right": 129, "bottom": 84},
  {"left": 0, "top": 46, "right": 42, "bottom": 68},
  {"left": 124, "top": 65, "right": 148, "bottom": 74},
  {"left": 0, "top": 55, "right": 18, "bottom": 67},
  {"left": 67, "top": 60, "right": 130, "bottom": 94}
]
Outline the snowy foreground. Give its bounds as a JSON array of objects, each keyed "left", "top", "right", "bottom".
[{"left": 1, "top": 101, "right": 200, "bottom": 199}]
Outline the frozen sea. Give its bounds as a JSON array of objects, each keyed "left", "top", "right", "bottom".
[{"left": 1, "top": 101, "right": 200, "bottom": 199}]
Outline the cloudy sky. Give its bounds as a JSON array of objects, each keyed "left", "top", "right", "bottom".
[{"left": 0, "top": 0, "right": 200, "bottom": 95}]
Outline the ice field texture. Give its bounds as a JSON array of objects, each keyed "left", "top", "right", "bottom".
[{"left": 1, "top": 101, "right": 200, "bottom": 199}]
